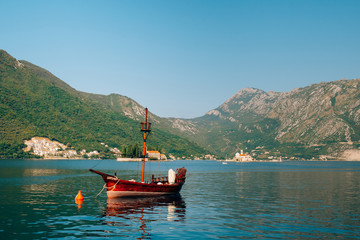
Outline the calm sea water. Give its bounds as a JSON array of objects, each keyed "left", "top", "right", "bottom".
[{"left": 0, "top": 160, "right": 360, "bottom": 239}]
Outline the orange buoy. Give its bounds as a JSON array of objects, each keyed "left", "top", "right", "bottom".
[
  {"left": 75, "top": 190, "right": 84, "bottom": 210},
  {"left": 75, "top": 190, "right": 84, "bottom": 201}
]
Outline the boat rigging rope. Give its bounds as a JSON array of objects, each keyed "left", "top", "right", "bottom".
[
  {"left": 94, "top": 183, "right": 107, "bottom": 198},
  {"left": 93, "top": 179, "right": 120, "bottom": 198},
  {"left": 137, "top": 158, "right": 140, "bottom": 182},
  {"left": 89, "top": 159, "right": 105, "bottom": 170}
]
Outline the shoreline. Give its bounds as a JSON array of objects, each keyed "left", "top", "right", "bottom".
[
  {"left": 4, "top": 158, "right": 359, "bottom": 161},
  {"left": 116, "top": 158, "right": 173, "bottom": 162},
  {"left": 35, "top": 157, "right": 174, "bottom": 161}
]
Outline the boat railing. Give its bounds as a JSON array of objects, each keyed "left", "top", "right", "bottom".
[{"left": 151, "top": 175, "right": 169, "bottom": 184}]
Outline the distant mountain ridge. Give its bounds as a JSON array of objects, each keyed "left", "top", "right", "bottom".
[
  {"left": 168, "top": 81, "right": 360, "bottom": 159},
  {"left": 1, "top": 49, "right": 359, "bottom": 159}
]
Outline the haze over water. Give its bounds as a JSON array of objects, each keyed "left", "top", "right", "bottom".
[{"left": 1, "top": 160, "right": 360, "bottom": 239}]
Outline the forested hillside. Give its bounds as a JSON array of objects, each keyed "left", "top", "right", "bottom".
[{"left": 0, "top": 50, "right": 207, "bottom": 159}]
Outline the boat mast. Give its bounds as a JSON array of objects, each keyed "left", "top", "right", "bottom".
[{"left": 140, "top": 108, "right": 151, "bottom": 182}]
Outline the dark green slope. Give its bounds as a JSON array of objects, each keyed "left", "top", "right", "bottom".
[{"left": 0, "top": 50, "right": 207, "bottom": 159}]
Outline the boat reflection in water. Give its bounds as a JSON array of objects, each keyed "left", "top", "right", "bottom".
[{"left": 103, "top": 194, "right": 186, "bottom": 238}]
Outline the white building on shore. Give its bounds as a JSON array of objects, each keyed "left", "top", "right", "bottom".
[{"left": 229, "top": 150, "right": 255, "bottom": 162}]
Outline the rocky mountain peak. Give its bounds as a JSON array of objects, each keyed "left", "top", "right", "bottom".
[
  {"left": 206, "top": 87, "right": 282, "bottom": 121},
  {"left": 225, "top": 87, "right": 265, "bottom": 104}
]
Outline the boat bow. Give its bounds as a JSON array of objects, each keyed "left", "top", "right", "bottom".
[{"left": 89, "top": 169, "right": 118, "bottom": 182}]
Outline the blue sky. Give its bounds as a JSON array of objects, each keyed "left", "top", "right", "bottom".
[{"left": 1, "top": 0, "right": 360, "bottom": 118}]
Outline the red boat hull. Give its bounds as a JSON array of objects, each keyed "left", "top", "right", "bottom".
[
  {"left": 106, "top": 178, "right": 184, "bottom": 198},
  {"left": 90, "top": 168, "right": 186, "bottom": 198}
]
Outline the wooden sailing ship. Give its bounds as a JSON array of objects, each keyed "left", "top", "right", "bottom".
[{"left": 90, "top": 108, "right": 187, "bottom": 198}]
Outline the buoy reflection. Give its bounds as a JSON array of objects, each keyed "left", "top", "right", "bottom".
[{"left": 75, "top": 198, "right": 83, "bottom": 210}]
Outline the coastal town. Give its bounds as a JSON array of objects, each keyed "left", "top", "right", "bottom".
[
  {"left": 22, "top": 137, "right": 218, "bottom": 160},
  {"left": 23, "top": 137, "right": 101, "bottom": 159}
]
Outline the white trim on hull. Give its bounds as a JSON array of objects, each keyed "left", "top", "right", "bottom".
[{"left": 107, "top": 190, "right": 177, "bottom": 198}]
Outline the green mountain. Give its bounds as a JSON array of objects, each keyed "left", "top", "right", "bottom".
[{"left": 0, "top": 50, "right": 208, "bottom": 159}]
